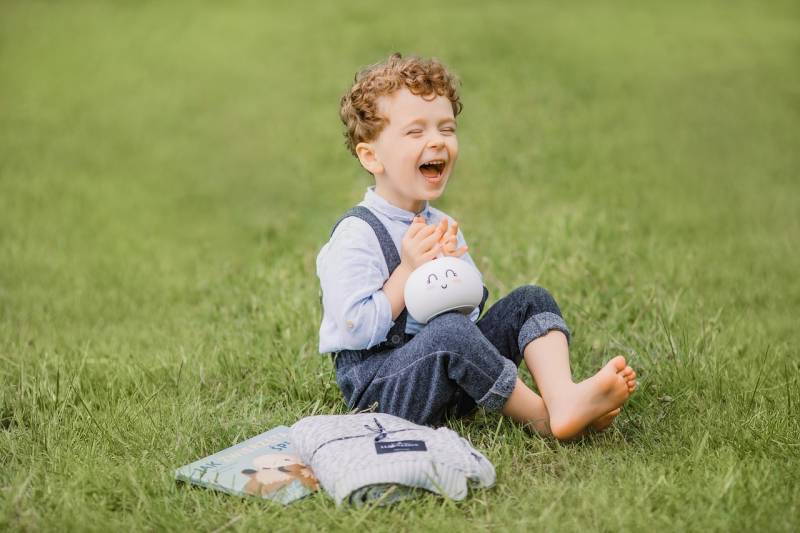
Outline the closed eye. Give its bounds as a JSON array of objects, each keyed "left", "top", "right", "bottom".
[
  {"left": 407, "top": 129, "right": 423, "bottom": 135},
  {"left": 427, "top": 273, "right": 438, "bottom": 284},
  {"left": 445, "top": 269, "right": 457, "bottom": 278}
]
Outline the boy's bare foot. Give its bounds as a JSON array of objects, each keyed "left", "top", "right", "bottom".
[
  {"left": 547, "top": 355, "right": 633, "bottom": 441},
  {"left": 582, "top": 364, "right": 637, "bottom": 435},
  {"left": 556, "top": 408, "right": 621, "bottom": 442},
  {"left": 590, "top": 407, "right": 621, "bottom": 432}
]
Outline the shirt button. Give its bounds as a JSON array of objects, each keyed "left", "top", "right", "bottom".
[
  {"left": 346, "top": 320, "right": 354, "bottom": 330},
  {"left": 391, "top": 334, "right": 401, "bottom": 344}
]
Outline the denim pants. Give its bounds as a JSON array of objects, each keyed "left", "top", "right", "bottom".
[{"left": 333, "top": 285, "right": 571, "bottom": 427}]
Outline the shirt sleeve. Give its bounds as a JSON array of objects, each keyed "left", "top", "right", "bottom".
[{"left": 317, "top": 218, "right": 395, "bottom": 350}]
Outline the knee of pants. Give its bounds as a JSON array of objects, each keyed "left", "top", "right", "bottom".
[
  {"left": 511, "top": 284, "right": 562, "bottom": 317},
  {"left": 419, "top": 311, "right": 491, "bottom": 360},
  {"left": 418, "top": 312, "right": 505, "bottom": 374}
]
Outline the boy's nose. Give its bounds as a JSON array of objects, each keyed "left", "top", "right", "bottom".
[{"left": 427, "top": 134, "right": 445, "bottom": 149}]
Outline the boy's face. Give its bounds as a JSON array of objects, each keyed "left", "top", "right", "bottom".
[{"left": 356, "top": 87, "right": 458, "bottom": 213}]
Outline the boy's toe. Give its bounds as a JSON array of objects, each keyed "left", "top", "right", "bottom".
[{"left": 607, "top": 355, "right": 627, "bottom": 372}]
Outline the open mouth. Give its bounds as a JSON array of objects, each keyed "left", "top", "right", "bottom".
[{"left": 419, "top": 159, "right": 446, "bottom": 179}]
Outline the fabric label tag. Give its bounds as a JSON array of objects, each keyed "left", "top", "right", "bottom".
[{"left": 374, "top": 440, "right": 427, "bottom": 454}]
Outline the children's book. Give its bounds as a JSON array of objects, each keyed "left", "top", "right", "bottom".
[{"left": 175, "top": 425, "right": 319, "bottom": 505}]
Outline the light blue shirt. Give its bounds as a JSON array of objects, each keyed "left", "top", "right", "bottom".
[{"left": 316, "top": 186, "right": 483, "bottom": 354}]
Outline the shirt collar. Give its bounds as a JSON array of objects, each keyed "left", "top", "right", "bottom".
[{"left": 363, "top": 186, "right": 431, "bottom": 223}]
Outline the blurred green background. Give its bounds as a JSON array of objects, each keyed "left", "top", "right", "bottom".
[{"left": 1, "top": 1, "right": 798, "bottom": 531}]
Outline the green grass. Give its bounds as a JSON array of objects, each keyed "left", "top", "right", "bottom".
[{"left": 2, "top": 0, "right": 799, "bottom": 531}]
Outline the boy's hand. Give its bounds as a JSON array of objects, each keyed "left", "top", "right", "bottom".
[
  {"left": 438, "top": 218, "right": 469, "bottom": 258},
  {"left": 400, "top": 216, "right": 445, "bottom": 270}
]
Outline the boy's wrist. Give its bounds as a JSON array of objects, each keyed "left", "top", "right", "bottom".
[
  {"left": 396, "top": 262, "right": 413, "bottom": 279},
  {"left": 384, "top": 262, "right": 414, "bottom": 321}
]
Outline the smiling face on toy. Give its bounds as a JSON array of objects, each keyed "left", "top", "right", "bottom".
[
  {"left": 404, "top": 256, "right": 483, "bottom": 324},
  {"left": 426, "top": 266, "right": 462, "bottom": 291}
]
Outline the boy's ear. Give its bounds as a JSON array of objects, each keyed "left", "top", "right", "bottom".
[{"left": 355, "top": 142, "right": 384, "bottom": 175}]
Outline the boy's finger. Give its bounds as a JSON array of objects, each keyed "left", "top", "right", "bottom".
[
  {"left": 408, "top": 220, "right": 432, "bottom": 239},
  {"left": 412, "top": 226, "right": 436, "bottom": 244},
  {"left": 446, "top": 246, "right": 468, "bottom": 258},
  {"left": 420, "top": 224, "right": 437, "bottom": 235},
  {"left": 406, "top": 224, "right": 423, "bottom": 239},
  {"left": 448, "top": 220, "right": 459, "bottom": 238},
  {"left": 423, "top": 244, "right": 442, "bottom": 261},
  {"left": 419, "top": 228, "right": 444, "bottom": 249}
]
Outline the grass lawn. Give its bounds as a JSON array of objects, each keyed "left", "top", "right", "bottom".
[{"left": 1, "top": 0, "right": 798, "bottom": 531}]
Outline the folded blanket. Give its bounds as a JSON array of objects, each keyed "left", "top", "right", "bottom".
[
  {"left": 290, "top": 413, "right": 495, "bottom": 506},
  {"left": 347, "top": 483, "right": 421, "bottom": 507}
]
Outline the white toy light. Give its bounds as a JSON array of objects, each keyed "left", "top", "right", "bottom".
[{"left": 403, "top": 256, "right": 483, "bottom": 324}]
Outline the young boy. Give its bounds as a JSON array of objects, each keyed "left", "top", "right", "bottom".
[{"left": 316, "top": 53, "right": 636, "bottom": 440}]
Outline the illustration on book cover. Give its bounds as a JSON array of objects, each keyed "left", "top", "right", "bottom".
[{"left": 175, "top": 425, "right": 319, "bottom": 505}]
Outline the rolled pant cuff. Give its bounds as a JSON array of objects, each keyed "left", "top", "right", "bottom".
[
  {"left": 518, "top": 311, "right": 571, "bottom": 352},
  {"left": 476, "top": 358, "right": 518, "bottom": 411}
]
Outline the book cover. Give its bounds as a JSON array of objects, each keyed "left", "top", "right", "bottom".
[{"left": 175, "top": 425, "right": 319, "bottom": 505}]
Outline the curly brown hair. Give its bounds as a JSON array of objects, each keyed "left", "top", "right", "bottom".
[{"left": 339, "top": 52, "right": 463, "bottom": 157}]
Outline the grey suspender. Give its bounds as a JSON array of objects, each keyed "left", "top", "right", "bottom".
[{"left": 328, "top": 206, "right": 409, "bottom": 354}]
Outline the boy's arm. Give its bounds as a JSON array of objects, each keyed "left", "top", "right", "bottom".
[
  {"left": 381, "top": 262, "right": 413, "bottom": 320},
  {"left": 318, "top": 216, "right": 444, "bottom": 350},
  {"left": 318, "top": 219, "right": 397, "bottom": 350}
]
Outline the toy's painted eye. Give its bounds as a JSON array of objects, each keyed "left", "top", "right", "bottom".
[
  {"left": 427, "top": 273, "right": 438, "bottom": 284},
  {"left": 445, "top": 269, "right": 457, "bottom": 278}
]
